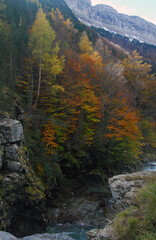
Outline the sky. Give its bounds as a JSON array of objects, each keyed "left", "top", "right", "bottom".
[{"left": 91, "top": 0, "right": 156, "bottom": 25}]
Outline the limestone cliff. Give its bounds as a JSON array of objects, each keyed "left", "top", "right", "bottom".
[
  {"left": 0, "top": 117, "right": 45, "bottom": 236},
  {"left": 65, "top": 0, "right": 156, "bottom": 46}
]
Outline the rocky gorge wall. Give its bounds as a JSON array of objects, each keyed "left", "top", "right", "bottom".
[
  {"left": 86, "top": 170, "right": 156, "bottom": 240},
  {"left": 0, "top": 117, "right": 46, "bottom": 236}
]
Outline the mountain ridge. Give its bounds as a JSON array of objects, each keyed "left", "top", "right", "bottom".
[{"left": 65, "top": 0, "right": 156, "bottom": 46}]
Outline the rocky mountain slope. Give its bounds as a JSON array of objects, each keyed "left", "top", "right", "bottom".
[{"left": 65, "top": 0, "right": 156, "bottom": 46}]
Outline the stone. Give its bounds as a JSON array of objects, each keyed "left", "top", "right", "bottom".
[
  {"left": 4, "top": 160, "right": 24, "bottom": 173},
  {"left": 5, "top": 144, "right": 20, "bottom": 161},
  {"left": 0, "top": 119, "right": 23, "bottom": 143},
  {"left": 108, "top": 171, "right": 156, "bottom": 208},
  {"left": 19, "top": 233, "right": 74, "bottom": 240},
  {"left": 0, "top": 232, "right": 74, "bottom": 240},
  {"left": 86, "top": 222, "right": 116, "bottom": 240},
  {"left": 0, "top": 231, "right": 17, "bottom": 240}
]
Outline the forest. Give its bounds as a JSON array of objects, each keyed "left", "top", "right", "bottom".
[
  {"left": 0, "top": 0, "right": 156, "bottom": 193},
  {"left": 0, "top": 0, "right": 156, "bottom": 239}
]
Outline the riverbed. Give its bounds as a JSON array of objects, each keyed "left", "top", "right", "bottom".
[
  {"left": 45, "top": 161, "right": 156, "bottom": 240},
  {"left": 47, "top": 224, "right": 92, "bottom": 240}
]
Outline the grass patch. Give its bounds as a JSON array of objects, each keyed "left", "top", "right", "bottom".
[{"left": 114, "top": 178, "right": 156, "bottom": 240}]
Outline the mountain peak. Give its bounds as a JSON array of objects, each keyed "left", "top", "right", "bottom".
[{"left": 65, "top": 0, "right": 156, "bottom": 46}]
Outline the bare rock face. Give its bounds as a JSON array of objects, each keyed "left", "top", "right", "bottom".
[
  {"left": 0, "top": 232, "right": 74, "bottom": 240},
  {"left": 0, "top": 119, "right": 25, "bottom": 173},
  {"left": 65, "top": 0, "right": 156, "bottom": 46},
  {"left": 0, "top": 231, "right": 17, "bottom": 240},
  {"left": 0, "top": 118, "right": 45, "bottom": 234},
  {"left": 5, "top": 144, "right": 20, "bottom": 161},
  {"left": 109, "top": 171, "right": 156, "bottom": 209},
  {"left": 0, "top": 118, "right": 23, "bottom": 143}
]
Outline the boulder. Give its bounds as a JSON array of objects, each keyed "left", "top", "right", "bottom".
[
  {"left": 0, "top": 119, "right": 23, "bottom": 143},
  {"left": 20, "top": 233, "right": 74, "bottom": 240},
  {"left": 0, "top": 232, "right": 74, "bottom": 240},
  {"left": 86, "top": 222, "right": 116, "bottom": 240},
  {"left": 109, "top": 171, "right": 156, "bottom": 209},
  {"left": 0, "top": 231, "right": 17, "bottom": 240}
]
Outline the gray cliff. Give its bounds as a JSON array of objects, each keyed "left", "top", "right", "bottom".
[
  {"left": 0, "top": 118, "right": 45, "bottom": 235},
  {"left": 65, "top": 0, "right": 156, "bottom": 46}
]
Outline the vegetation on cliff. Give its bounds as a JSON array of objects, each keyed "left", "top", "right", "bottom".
[
  {"left": 114, "top": 177, "right": 156, "bottom": 240},
  {"left": 0, "top": 0, "right": 156, "bottom": 197}
]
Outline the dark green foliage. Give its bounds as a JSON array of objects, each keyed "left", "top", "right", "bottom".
[
  {"left": 0, "top": 0, "right": 39, "bottom": 87},
  {"left": 96, "top": 27, "right": 156, "bottom": 72},
  {"left": 0, "top": 0, "right": 155, "bottom": 195}
]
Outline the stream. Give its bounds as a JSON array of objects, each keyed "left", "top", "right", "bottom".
[
  {"left": 45, "top": 161, "right": 156, "bottom": 240},
  {"left": 143, "top": 161, "right": 156, "bottom": 171},
  {"left": 47, "top": 224, "right": 92, "bottom": 240}
]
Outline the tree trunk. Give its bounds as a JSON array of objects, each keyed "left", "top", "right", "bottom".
[
  {"left": 34, "top": 60, "right": 41, "bottom": 108},
  {"left": 10, "top": 52, "right": 13, "bottom": 85},
  {"left": 30, "top": 60, "right": 34, "bottom": 106}
]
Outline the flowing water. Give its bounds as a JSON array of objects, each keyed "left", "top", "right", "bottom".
[
  {"left": 47, "top": 223, "right": 93, "bottom": 240},
  {"left": 46, "top": 161, "right": 156, "bottom": 240},
  {"left": 143, "top": 161, "right": 156, "bottom": 171}
]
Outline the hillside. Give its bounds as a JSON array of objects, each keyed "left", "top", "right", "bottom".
[
  {"left": 0, "top": 0, "right": 156, "bottom": 238},
  {"left": 65, "top": 0, "right": 156, "bottom": 46}
]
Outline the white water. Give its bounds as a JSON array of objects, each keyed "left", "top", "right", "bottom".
[
  {"left": 143, "top": 162, "right": 156, "bottom": 171},
  {"left": 47, "top": 224, "right": 92, "bottom": 240}
]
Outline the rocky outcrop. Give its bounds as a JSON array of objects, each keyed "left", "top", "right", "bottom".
[
  {"left": 0, "top": 231, "right": 74, "bottom": 240},
  {"left": 46, "top": 186, "right": 111, "bottom": 227},
  {"left": 86, "top": 170, "right": 156, "bottom": 239},
  {"left": 0, "top": 118, "right": 45, "bottom": 236},
  {"left": 65, "top": 0, "right": 156, "bottom": 46},
  {"left": 0, "top": 118, "right": 23, "bottom": 143},
  {"left": 109, "top": 171, "right": 156, "bottom": 209},
  {"left": 0, "top": 118, "right": 24, "bottom": 172},
  {"left": 86, "top": 222, "right": 116, "bottom": 240}
]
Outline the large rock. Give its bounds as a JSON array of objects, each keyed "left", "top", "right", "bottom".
[
  {"left": 109, "top": 171, "right": 156, "bottom": 209},
  {"left": 0, "top": 119, "right": 23, "bottom": 143},
  {"left": 4, "top": 160, "right": 24, "bottom": 173},
  {"left": 0, "top": 231, "right": 17, "bottom": 240},
  {"left": 46, "top": 188, "right": 111, "bottom": 227},
  {"left": 0, "top": 232, "right": 74, "bottom": 240},
  {"left": 86, "top": 222, "right": 116, "bottom": 239},
  {"left": 5, "top": 144, "right": 20, "bottom": 161}
]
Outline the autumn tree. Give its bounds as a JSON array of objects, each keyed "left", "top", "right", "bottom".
[
  {"left": 79, "top": 31, "right": 93, "bottom": 54},
  {"left": 121, "top": 50, "right": 155, "bottom": 110},
  {"left": 41, "top": 52, "right": 102, "bottom": 176},
  {"left": 50, "top": 8, "right": 78, "bottom": 54},
  {"left": 29, "top": 8, "right": 64, "bottom": 107}
]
